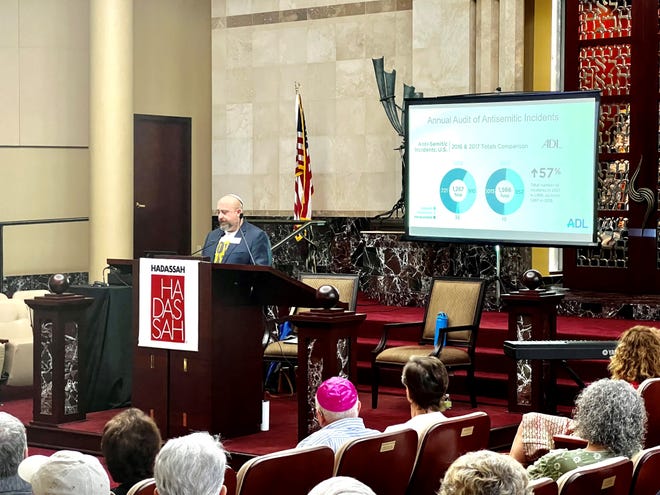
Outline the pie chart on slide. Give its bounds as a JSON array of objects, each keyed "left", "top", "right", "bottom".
[
  {"left": 439, "top": 168, "right": 477, "bottom": 214},
  {"left": 485, "top": 168, "right": 524, "bottom": 215}
]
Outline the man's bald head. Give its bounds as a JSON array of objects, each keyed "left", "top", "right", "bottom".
[{"left": 216, "top": 195, "right": 244, "bottom": 232}]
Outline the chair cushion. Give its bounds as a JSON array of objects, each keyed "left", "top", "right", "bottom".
[
  {"left": 375, "top": 345, "right": 470, "bottom": 366},
  {"left": 264, "top": 341, "right": 298, "bottom": 358}
]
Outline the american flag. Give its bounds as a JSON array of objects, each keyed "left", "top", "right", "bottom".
[{"left": 294, "top": 92, "right": 313, "bottom": 220}]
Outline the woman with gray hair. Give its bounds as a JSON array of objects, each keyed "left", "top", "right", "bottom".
[
  {"left": 527, "top": 378, "right": 646, "bottom": 481},
  {"left": 439, "top": 450, "right": 532, "bottom": 495},
  {"left": 153, "top": 431, "right": 228, "bottom": 495}
]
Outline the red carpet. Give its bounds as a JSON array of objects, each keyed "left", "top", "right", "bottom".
[
  {"left": 0, "top": 387, "right": 521, "bottom": 458},
  {"left": 222, "top": 386, "right": 521, "bottom": 456},
  {"left": 1, "top": 297, "right": 656, "bottom": 461}
]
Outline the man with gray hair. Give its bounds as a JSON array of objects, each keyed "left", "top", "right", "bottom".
[
  {"left": 296, "top": 376, "right": 379, "bottom": 452},
  {"left": 0, "top": 412, "right": 31, "bottom": 494},
  {"left": 153, "top": 431, "right": 228, "bottom": 495}
]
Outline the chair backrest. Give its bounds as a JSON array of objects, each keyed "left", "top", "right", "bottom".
[
  {"left": 0, "top": 300, "right": 20, "bottom": 322},
  {"left": 630, "top": 445, "right": 660, "bottom": 495},
  {"left": 420, "top": 277, "right": 487, "bottom": 345},
  {"left": 529, "top": 477, "right": 559, "bottom": 495},
  {"left": 334, "top": 429, "right": 418, "bottom": 495},
  {"left": 556, "top": 456, "right": 632, "bottom": 495},
  {"left": 126, "top": 478, "right": 157, "bottom": 495},
  {"left": 407, "top": 411, "right": 491, "bottom": 495},
  {"left": 225, "top": 466, "right": 238, "bottom": 495},
  {"left": 638, "top": 378, "right": 660, "bottom": 448},
  {"left": 11, "top": 289, "right": 50, "bottom": 301},
  {"left": 236, "top": 445, "right": 334, "bottom": 495},
  {"left": 0, "top": 318, "right": 33, "bottom": 342},
  {"left": 553, "top": 434, "right": 589, "bottom": 450},
  {"left": 297, "top": 273, "right": 359, "bottom": 312}
]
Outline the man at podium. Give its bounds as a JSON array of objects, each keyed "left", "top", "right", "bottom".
[{"left": 201, "top": 194, "right": 272, "bottom": 266}]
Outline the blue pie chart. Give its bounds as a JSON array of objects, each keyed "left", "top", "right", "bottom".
[
  {"left": 439, "top": 168, "right": 477, "bottom": 214},
  {"left": 485, "top": 168, "right": 524, "bottom": 215}
]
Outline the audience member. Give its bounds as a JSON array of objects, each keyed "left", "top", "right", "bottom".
[
  {"left": 384, "top": 356, "right": 450, "bottom": 437},
  {"left": 510, "top": 325, "right": 660, "bottom": 464},
  {"left": 18, "top": 450, "right": 110, "bottom": 495},
  {"left": 439, "top": 450, "right": 531, "bottom": 495},
  {"left": 308, "top": 476, "right": 376, "bottom": 495},
  {"left": 0, "top": 412, "right": 31, "bottom": 494},
  {"left": 201, "top": 194, "right": 272, "bottom": 265},
  {"left": 153, "top": 431, "right": 227, "bottom": 495},
  {"left": 297, "top": 376, "right": 379, "bottom": 452},
  {"left": 526, "top": 378, "right": 645, "bottom": 481},
  {"left": 101, "top": 407, "right": 163, "bottom": 495},
  {"left": 607, "top": 325, "right": 660, "bottom": 387}
]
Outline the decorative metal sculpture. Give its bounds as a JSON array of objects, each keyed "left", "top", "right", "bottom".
[
  {"left": 372, "top": 57, "right": 423, "bottom": 219},
  {"left": 626, "top": 156, "right": 655, "bottom": 230}
]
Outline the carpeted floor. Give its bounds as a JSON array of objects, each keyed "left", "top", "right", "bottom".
[
  {"left": 0, "top": 385, "right": 522, "bottom": 458},
  {"left": 2, "top": 299, "right": 655, "bottom": 461},
  {"left": 222, "top": 386, "right": 522, "bottom": 457}
]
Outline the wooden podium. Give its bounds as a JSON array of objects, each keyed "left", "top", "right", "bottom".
[
  {"left": 501, "top": 290, "right": 565, "bottom": 413},
  {"left": 128, "top": 260, "right": 319, "bottom": 439},
  {"left": 288, "top": 309, "right": 366, "bottom": 441},
  {"left": 25, "top": 293, "right": 94, "bottom": 425}
]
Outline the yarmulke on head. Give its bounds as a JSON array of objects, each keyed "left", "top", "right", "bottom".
[{"left": 316, "top": 377, "right": 358, "bottom": 412}]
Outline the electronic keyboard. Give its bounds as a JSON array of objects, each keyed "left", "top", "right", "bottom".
[{"left": 503, "top": 339, "right": 618, "bottom": 360}]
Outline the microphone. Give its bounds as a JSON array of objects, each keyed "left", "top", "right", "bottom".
[
  {"left": 191, "top": 236, "right": 219, "bottom": 257},
  {"left": 238, "top": 213, "right": 257, "bottom": 265}
]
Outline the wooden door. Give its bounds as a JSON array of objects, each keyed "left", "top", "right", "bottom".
[{"left": 134, "top": 114, "right": 191, "bottom": 258}]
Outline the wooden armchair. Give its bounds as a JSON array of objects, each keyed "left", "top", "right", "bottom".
[
  {"left": 371, "top": 277, "right": 487, "bottom": 408},
  {"left": 263, "top": 272, "right": 359, "bottom": 368}
]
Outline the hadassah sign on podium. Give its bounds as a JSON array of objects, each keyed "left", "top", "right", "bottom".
[{"left": 138, "top": 258, "right": 200, "bottom": 351}]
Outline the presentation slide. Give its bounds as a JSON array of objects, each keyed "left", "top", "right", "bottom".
[{"left": 405, "top": 91, "right": 600, "bottom": 247}]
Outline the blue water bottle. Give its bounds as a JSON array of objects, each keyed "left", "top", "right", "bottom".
[{"left": 434, "top": 312, "right": 448, "bottom": 346}]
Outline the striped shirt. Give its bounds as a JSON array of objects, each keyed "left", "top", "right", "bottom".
[{"left": 296, "top": 417, "right": 380, "bottom": 452}]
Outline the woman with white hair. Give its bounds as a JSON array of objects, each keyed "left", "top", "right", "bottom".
[{"left": 527, "top": 378, "right": 646, "bottom": 481}]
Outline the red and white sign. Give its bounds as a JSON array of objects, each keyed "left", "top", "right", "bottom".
[{"left": 138, "top": 258, "right": 199, "bottom": 351}]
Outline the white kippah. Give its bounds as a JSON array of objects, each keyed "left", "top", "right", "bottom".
[{"left": 226, "top": 193, "right": 244, "bottom": 208}]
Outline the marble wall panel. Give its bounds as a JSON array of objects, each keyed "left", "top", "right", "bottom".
[{"left": 254, "top": 216, "right": 531, "bottom": 310}]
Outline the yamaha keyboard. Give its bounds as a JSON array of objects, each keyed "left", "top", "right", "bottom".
[{"left": 503, "top": 340, "right": 618, "bottom": 361}]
